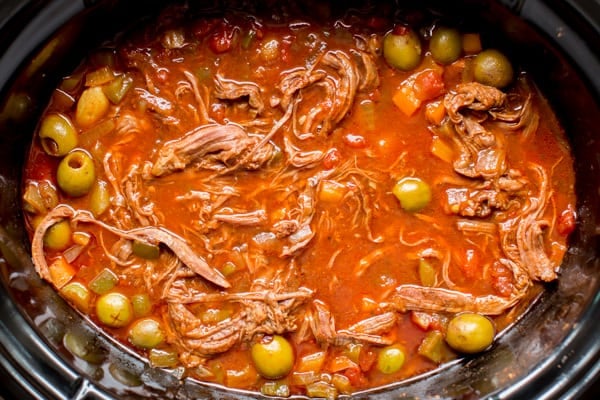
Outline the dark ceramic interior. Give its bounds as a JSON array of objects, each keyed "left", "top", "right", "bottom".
[{"left": 0, "top": 0, "right": 598, "bottom": 398}]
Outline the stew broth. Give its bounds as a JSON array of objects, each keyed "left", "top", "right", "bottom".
[{"left": 22, "top": 2, "right": 575, "bottom": 396}]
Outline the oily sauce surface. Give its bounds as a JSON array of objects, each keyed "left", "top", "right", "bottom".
[{"left": 22, "top": 3, "right": 575, "bottom": 396}]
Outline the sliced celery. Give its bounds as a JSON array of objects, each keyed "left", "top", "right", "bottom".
[
  {"left": 132, "top": 240, "right": 160, "bottom": 260},
  {"left": 103, "top": 74, "right": 133, "bottom": 104},
  {"left": 149, "top": 348, "right": 178, "bottom": 368},
  {"left": 418, "top": 258, "right": 437, "bottom": 287},
  {"left": 261, "top": 381, "right": 290, "bottom": 397},
  {"left": 89, "top": 268, "right": 118, "bottom": 295},
  {"left": 417, "top": 330, "right": 445, "bottom": 363},
  {"left": 60, "top": 281, "right": 90, "bottom": 313},
  {"left": 306, "top": 381, "right": 338, "bottom": 400}
]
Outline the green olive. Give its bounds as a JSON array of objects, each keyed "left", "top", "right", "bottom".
[
  {"left": 96, "top": 292, "right": 133, "bottom": 328},
  {"left": 43, "top": 220, "right": 72, "bottom": 250},
  {"left": 473, "top": 49, "right": 514, "bottom": 88},
  {"left": 392, "top": 177, "right": 432, "bottom": 212},
  {"left": 446, "top": 312, "right": 495, "bottom": 353},
  {"left": 128, "top": 318, "right": 165, "bottom": 349},
  {"left": 377, "top": 345, "right": 405, "bottom": 374},
  {"left": 383, "top": 27, "right": 422, "bottom": 71},
  {"left": 57, "top": 150, "right": 96, "bottom": 197},
  {"left": 39, "top": 113, "right": 78, "bottom": 157},
  {"left": 131, "top": 293, "right": 152, "bottom": 317},
  {"left": 430, "top": 27, "right": 462, "bottom": 65},
  {"left": 251, "top": 335, "right": 294, "bottom": 379}
]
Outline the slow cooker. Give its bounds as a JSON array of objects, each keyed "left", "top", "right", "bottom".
[{"left": 0, "top": 0, "right": 599, "bottom": 399}]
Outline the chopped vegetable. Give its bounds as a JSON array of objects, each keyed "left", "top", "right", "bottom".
[
  {"left": 297, "top": 351, "right": 327, "bottom": 373},
  {"left": 259, "top": 38, "right": 281, "bottom": 64},
  {"left": 75, "top": 86, "right": 110, "bottom": 128},
  {"left": 330, "top": 355, "right": 358, "bottom": 372},
  {"left": 82, "top": 118, "right": 115, "bottom": 141},
  {"left": 418, "top": 258, "right": 437, "bottom": 287},
  {"left": 60, "top": 281, "right": 90, "bottom": 312},
  {"left": 319, "top": 180, "right": 347, "bottom": 203},
  {"left": 418, "top": 330, "right": 445, "bottom": 363},
  {"left": 292, "top": 371, "right": 320, "bottom": 386},
  {"left": 132, "top": 240, "right": 161, "bottom": 260},
  {"left": 557, "top": 205, "right": 576, "bottom": 235},
  {"left": 89, "top": 180, "right": 111, "bottom": 217},
  {"left": 392, "top": 83, "right": 421, "bottom": 117},
  {"left": 261, "top": 381, "right": 290, "bottom": 397},
  {"left": 89, "top": 268, "right": 118, "bottom": 295},
  {"left": 162, "top": 29, "right": 186, "bottom": 49},
  {"left": 23, "top": 181, "right": 58, "bottom": 215},
  {"left": 103, "top": 74, "right": 133, "bottom": 104},
  {"left": 89, "top": 48, "right": 116, "bottom": 69},
  {"left": 343, "top": 343, "right": 362, "bottom": 364},
  {"left": 342, "top": 133, "right": 368, "bottom": 149},
  {"left": 332, "top": 373, "right": 353, "bottom": 394},
  {"left": 393, "top": 69, "right": 444, "bottom": 117},
  {"left": 241, "top": 30, "right": 257, "bottom": 49},
  {"left": 357, "top": 99, "right": 376, "bottom": 132},
  {"left": 85, "top": 66, "right": 115, "bottom": 87},
  {"left": 71, "top": 231, "right": 91, "bottom": 247},
  {"left": 430, "top": 135, "right": 454, "bottom": 163},
  {"left": 149, "top": 348, "right": 178, "bottom": 368},
  {"left": 323, "top": 148, "right": 341, "bottom": 169},
  {"left": 360, "top": 296, "right": 378, "bottom": 312},
  {"left": 226, "top": 364, "right": 258, "bottom": 388},
  {"left": 60, "top": 73, "right": 84, "bottom": 92},
  {"left": 306, "top": 381, "right": 338, "bottom": 400},
  {"left": 48, "top": 256, "right": 76, "bottom": 289},
  {"left": 425, "top": 101, "right": 446, "bottom": 126},
  {"left": 413, "top": 70, "right": 445, "bottom": 101}
]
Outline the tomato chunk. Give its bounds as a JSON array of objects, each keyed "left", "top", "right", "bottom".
[
  {"left": 413, "top": 70, "right": 445, "bottom": 101},
  {"left": 209, "top": 23, "right": 235, "bottom": 53},
  {"left": 557, "top": 205, "right": 576, "bottom": 235},
  {"left": 323, "top": 148, "right": 341, "bottom": 169},
  {"left": 343, "top": 366, "right": 366, "bottom": 387},
  {"left": 343, "top": 133, "right": 368, "bottom": 149}
]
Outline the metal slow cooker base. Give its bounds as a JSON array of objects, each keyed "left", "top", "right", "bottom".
[{"left": 1, "top": 0, "right": 599, "bottom": 399}]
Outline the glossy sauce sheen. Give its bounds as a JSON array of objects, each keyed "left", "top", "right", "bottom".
[{"left": 22, "top": 4, "right": 575, "bottom": 396}]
